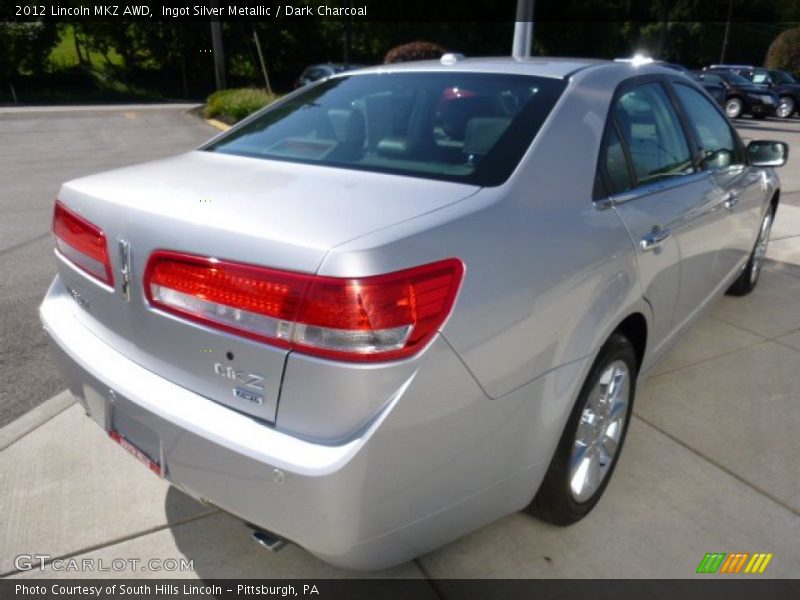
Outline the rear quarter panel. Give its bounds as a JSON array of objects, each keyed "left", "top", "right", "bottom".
[{"left": 317, "top": 64, "right": 650, "bottom": 400}]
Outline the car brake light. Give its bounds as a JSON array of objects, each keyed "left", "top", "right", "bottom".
[
  {"left": 144, "top": 251, "right": 464, "bottom": 362},
  {"left": 52, "top": 200, "right": 114, "bottom": 286}
]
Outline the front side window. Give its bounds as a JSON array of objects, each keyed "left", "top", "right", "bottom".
[
  {"left": 205, "top": 72, "right": 566, "bottom": 186},
  {"left": 749, "top": 69, "right": 771, "bottom": 85},
  {"left": 612, "top": 82, "right": 694, "bottom": 186},
  {"left": 674, "top": 83, "right": 741, "bottom": 170}
]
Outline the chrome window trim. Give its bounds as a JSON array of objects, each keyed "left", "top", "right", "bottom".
[{"left": 593, "top": 170, "right": 713, "bottom": 210}]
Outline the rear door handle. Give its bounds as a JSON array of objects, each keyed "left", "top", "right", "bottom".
[
  {"left": 640, "top": 226, "right": 671, "bottom": 251},
  {"left": 723, "top": 192, "right": 739, "bottom": 210}
]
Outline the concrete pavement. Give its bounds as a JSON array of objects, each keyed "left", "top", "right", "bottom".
[{"left": 2, "top": 110, "right": 799, "bottom": 582}]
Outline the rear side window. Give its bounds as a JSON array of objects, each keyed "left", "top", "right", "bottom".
[
  {"left": 205, "top": 73, "right": 566, "bottom": 186},
  {"left": 603, "top": 126, "right": 633, "bottom": 195},
  {"left": 673, "top": 83, "right": 741, "bottom": 170},
  {"left": 700, "top": 73, "right": 724, "bottom": 86},
  {"left": 613, "top": 82, "right": 694, "bottom": 185}
]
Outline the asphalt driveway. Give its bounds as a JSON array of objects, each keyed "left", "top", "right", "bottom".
[
  {"left": 0, "top": 105, "right": 216, "bottom": 426},
  {"left": 1, "top": 107, "right": 799, "bottom": 582}
]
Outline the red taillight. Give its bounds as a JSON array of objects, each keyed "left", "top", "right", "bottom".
[
  {"left": 53, "top": 200, "right": 114, "bottom": 286},
  {"left": 144, "top": 250, "right": 464, "bottom": 362}
]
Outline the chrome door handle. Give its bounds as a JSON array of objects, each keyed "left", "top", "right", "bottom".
[
  {"left": 640, "top": 226, "right": 671, "bottom": 251},
  {"left": 723, "top": 192, "right": 739, "bottom": 210}
]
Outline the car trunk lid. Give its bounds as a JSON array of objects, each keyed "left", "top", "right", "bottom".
[{"left": 54, "top": 151, "right": 478, "bottom": 422}]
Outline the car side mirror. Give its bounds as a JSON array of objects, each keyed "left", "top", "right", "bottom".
[{"left": 747, "top": 140, "right": 789, "bottom": 167}]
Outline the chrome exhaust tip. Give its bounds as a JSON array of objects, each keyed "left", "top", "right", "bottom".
[{"left": 251, "top": 528, "right": 288, "bottom": 552}]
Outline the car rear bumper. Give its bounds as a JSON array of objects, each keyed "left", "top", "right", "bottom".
[{"left": 41, "top": 275, "right": 581, "bottom": 569}]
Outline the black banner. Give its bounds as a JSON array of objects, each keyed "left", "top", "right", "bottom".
[
  {"left": 2, "top": 580, "right": 800, "bottom": 600},
  {"left": 4, "top": 0, "right": 800, "bottom": 23}
]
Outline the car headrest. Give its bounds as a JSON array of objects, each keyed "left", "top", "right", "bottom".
[{"left": 463, "top": 117, "right": 511, "bottom": 157}]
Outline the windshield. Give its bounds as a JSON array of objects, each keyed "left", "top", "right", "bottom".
[
  {"left": 772, "top": 70, "right": 798, "bottom": 84},
  {"left": 204, "top": 72, "right": 566, "bottom": 186},
  {"left": 750, "top": 69, "right": 770, "bottom": 84}
]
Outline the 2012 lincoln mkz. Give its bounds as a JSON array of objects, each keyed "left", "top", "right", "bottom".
[{"left": 40, "top": 57, "right": 788, "bottom": 569}]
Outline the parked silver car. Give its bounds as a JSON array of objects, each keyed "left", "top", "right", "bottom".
[{"left": 40, "top": 57, "right": 788, "bottom": 570}]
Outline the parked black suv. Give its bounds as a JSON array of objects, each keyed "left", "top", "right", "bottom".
[
  {"left": 708, "top": 64, "right": 800, "bottom": 118},
  {"left": 656, "top": 63, "right": 727, "bottom": 106},
  {"left": 294, "top": 63, "right": 365, "bottom": 88},
  {"left": 695, "top": 69, "right": 779, "bottom": 119},
  {"left": 767, "top": 70, "right": 800, "bottom": 118}
]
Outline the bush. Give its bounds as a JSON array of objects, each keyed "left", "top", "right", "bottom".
[
  {"left": 384, "top": 41, "right": 446, "bottom": 64},
  {"left": 204, "top": 88, "right": 278, "bottom": 123},
  {"left": 765, "top": 26, "right": 800, "bottom": 77}
]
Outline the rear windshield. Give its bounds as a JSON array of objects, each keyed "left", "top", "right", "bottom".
[{"left": 204, "top": 72, "right": 566, "bottom": 186}]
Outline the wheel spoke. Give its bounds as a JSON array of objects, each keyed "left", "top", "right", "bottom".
[
  {"left": 601, "top": 430, "right": 619, "bottom": 459},
  {"left": 570, "top": 441, "right": 590, "bottom": 469},
  {"left": 586, "top": 451, "right": 602, "bottom": 491},
  {"left": 608, "top": 398, "right": 627, "bottom": 422},
  {"left": 570, "top": 446, "right": 595, "bottom": 500}
]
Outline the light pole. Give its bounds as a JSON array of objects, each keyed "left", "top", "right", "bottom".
[
  {"left": 720, "top": 0, "right": 734, "bottom": 64},
  {"left": 210, "top": 0, "right": 227, "bottom": 90},
  {"left": 512, "top": 0, "right": 535, "bottom": 59}
]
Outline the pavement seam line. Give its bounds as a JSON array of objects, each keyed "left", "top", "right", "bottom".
[
  {"left": 0, "top": 232, "right": 50, "bottom": 258},
  {"left": 413, "top": 559, "right": 448, "bottom": 600},
  {"left": 647, "top": 336, "right": 769, "bottom": 380},
  {"left": 630, "top": 415, "right": 799, "bottom": 518},
  {"left": 771, "top": 335, "right": 800, "bottom": 353},
  {"left": 0, "top": 394, "right": 76, "bottom": 453},
  {"left": 710, "top": 309, "right": 800, "bottom": 343},
  {"left": 0, "top": 509, "right": 219, "bottom": 578}
]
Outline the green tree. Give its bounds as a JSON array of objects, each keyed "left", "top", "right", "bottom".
[
  {"left": 0, "top": 22, "right": 58, "bottom": 78},
  {"left": 765, "top": 26, "right": 800, "bottom": 76}
]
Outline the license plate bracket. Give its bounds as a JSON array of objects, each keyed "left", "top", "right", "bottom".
[{"left": 109, "top": 430, "right": 165, "bottom": 478}]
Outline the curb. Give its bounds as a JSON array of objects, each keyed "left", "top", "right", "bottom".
[
  {"left": 0, "top": 390, "right": 76, "bottom": 452},
  {"left": 206, "top": 118, "right": 231, "bottom": 131}
]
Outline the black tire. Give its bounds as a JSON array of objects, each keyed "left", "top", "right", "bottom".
[
  {"left": 529, "top": 333, "right": 637, "bottom": 526},
  {"left": 726, "top": 206, "right": 775, "bottom": 296},
  {"left": 725, "top": 97, "right": 744, "bottom": 119}
]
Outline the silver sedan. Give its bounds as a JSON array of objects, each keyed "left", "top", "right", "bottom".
[{"left": 40, "top": 57, "right": 788, "bottom": 570}]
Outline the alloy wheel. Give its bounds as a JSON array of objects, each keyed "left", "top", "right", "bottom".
[
  {"left": 776, "top": 97, "right": 795, "bottom": 119},
  {"left": 725, "top": 98, "right": 743, "bottom": 119},
  {"left": 569, "top": 360, "right": 630, "bottom": 503}
]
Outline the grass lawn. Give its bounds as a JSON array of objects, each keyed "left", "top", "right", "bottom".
[{"left": 49, "top": 25, "right": 124, "bottom": 71}]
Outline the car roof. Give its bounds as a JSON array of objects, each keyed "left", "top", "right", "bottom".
[
  {"left": 708, "top": 64, "right": 765, "bottom": 71},
  {"left": 341, "top": 56, "right": 671, "bottom": 80}
]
